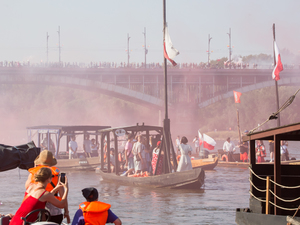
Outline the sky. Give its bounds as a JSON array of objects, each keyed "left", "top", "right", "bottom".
[{"left": 0, "top": 0, "right": 299, "bottom": 65}]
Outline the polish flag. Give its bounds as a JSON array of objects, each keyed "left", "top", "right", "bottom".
[
  {"left": 272, "top": 41, "right": 283, "bottom": 81},
  {"left": 164, "top": 25, "right": 179, "bottom": 66},
  {"left": 202, "top": 134, "right": 216, "bottom": 150},
  {"left": 233, "top": 90, "right": 242, "bottom": 103},
  {"left": 198, "top": 130, "right": 203, "bottom": 146}
]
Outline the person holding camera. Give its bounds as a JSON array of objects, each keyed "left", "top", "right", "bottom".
[
  {"left": 25, "top": 150, "right": 70, "bottom": 224},
  {"left": 11, "top": 167, "right": 68, "bottom": 225}
]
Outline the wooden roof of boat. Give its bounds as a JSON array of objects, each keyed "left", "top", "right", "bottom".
[
  {"left": 97, "top": 123, "right": 163, "bottom": 134},
  {"left": 27, "top": 125, "right": 111, "bottom": 132},
  {"left": 242, "top": 122, "right": 300, "bottom": 142}
]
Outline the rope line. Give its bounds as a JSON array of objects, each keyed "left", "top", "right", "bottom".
[
  {"left": 249, "top": 191, "right": 266, "bottom": 202},
  {"left": 248, "top": 167, "right": 267, "bottom": 181},
  {"left": 269, "top": 179, "right": 300, "bottom": 189},
  {"left": 269, "top": 190, "right": 300, "bottom": 203},
  {"left": 249, "top": 88, "right": 300, "bottom": 134},
  {"left": 249, "top": 178, "right": 266, "bottom": 192},
  {"left": 268, "top": 201, "right": 299, "bottom": 211}
]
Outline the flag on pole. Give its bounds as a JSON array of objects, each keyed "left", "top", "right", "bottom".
[
  {"left": 272, "top": 41, "right": 283, "bottom": 81},
  {"left": 233, "top": 90, "right": 242, "bottom": 103},
  {"left": 198, "top": 130, "right": 203, "bottom": 146},
  {"left": 202, "top": 134, "right": 216, "bottom": 150},
  {"left": 164, "top": 25, "right": 179, "bottom": 66}
]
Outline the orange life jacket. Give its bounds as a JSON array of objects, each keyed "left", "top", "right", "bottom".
[
  {"left": 79, "top": 201, "right": 111, "bottom": 225},
  {"left": 28, "top": 165, "right": 61, "bottom": 199}
]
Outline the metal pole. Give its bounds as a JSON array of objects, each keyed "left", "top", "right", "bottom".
[
  {"left": 208, "top": 34, "right": 212, "bottom": 68},
  {"left": 143, "top": 27, "right": 147, "bottom": 68},
  {"left": 227, "top": 28, "right": 231, "bottom": 69},
  {"left": 273, "top": 23, "right": 281, "bottom": 127},
  {"left": 127, "top": 33, "right": 131, "bottom": 67},
  {"left": 57, "top": 26, "right": 61, "bottom": 66},
  {"left": 46, "top": 32, "right": 49, "bottom": 65}
]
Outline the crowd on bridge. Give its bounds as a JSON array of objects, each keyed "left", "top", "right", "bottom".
[{"left": 0, "top": 60, "right": 298, "bottom": 70}]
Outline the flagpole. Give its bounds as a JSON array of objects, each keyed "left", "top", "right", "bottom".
[
  {"left": 235, "top": 103, "right": 242, "bottom": 145},
  {"left": 273, "top": 23, "right": 280, "bottom": 127}
]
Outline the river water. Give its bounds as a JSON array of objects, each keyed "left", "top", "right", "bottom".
[{"left": 0, "top": 166, "right": 250, "bottom": 225}]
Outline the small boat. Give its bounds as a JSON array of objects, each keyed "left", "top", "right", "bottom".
[
  {"left": 191, "top": 156, "right": 218, "bottom": 170},
  {"left": 27, "top": 125, "right": 110, "bottom": 170},
  {"left": 95, "top": 123, "right": 205, "bottom": 189},
  {"left": 97, "top": 167, "right": 205, "bottom": 189},
  {"left": 235, "top": 122, "right": 300, "bottom": 225}
]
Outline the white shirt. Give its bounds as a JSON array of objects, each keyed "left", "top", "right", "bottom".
[
  {"left": 175, "top": 138, "right": 180, "bottom": 147},
  {"left": 193, "top": 138, "right": 199, "bottom": 147},
  {"left": 223, "top": 141, "right": 235, "bottom": 152},
  {"left": 68, "top": 140, "right": 78, "bottom": 155},
  {"left": 83, "top": 139, "right": 92, "bottom": 153}
]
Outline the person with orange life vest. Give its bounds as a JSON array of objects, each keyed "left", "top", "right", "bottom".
[
  {"left": 25, "top": 150, "right": 70, "bottom": 224},
  {"left": 71, "top": 187, "right": 122, "bottom": 225}
]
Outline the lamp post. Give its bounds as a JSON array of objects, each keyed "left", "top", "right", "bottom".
[
  {"left": 208, "top": 34, "right": 212, "bottom": 68},
  {"left": 227, "top": 28, "right": 232, "bottom": 69},
  {"left": 46, "top": 32, "right": 49, "bottom": 65},
  {"left": 143, "top": 27, "right": 148, "bottom": 68},
  {"left": 127, "top": 33, "right": 131, "bottom": 67},
  {"left": 57, "top": 26, "right": 61, "bottom": 66}
]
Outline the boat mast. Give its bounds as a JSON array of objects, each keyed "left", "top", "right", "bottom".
[{"left": 273, "top": 24, "right": 280, "bottom": 127}]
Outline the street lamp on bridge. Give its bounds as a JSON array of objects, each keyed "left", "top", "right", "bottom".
[
  {"left": 207, "top": 34, "right": 212, "bottom": 68},
  {"left": 227, "top": 28, "right": 232, "bottom": 69},
  {"left": 127, "top": 33, "right": 131, "bottom": 67}
]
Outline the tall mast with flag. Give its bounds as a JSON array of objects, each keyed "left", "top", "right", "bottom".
[
  {"left": 158, "top": 0, "right": 179, "bottom": 174},
  {"left": 233, "top": 90, "right": 242, "bottom": 144},
  {"left": 272, "top": 24, "right": 283, "bottom": 127}
]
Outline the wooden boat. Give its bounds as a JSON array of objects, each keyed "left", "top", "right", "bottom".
[
  {"left": 235, "top": 122, "right": 300, "bottom": 225},
  {"left": 97, "top": 167, "right": 205, "bottom": 189},
  {"left": 27, "top": 125, "right": 110, "bottom": 170},
  {"left": 96, "top": 123, "right": 205, "bottom": 189},
  {"left": 191, "top": 156, "right": 218, "bottom": 170}
]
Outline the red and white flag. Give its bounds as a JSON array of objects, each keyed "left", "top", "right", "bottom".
[
  {"left": 272, "top": 41, "right": 283, "bottom": 81},
  {"left": 202, "top": 134, "right": 216, "bottom": 150},
  {"left": 198, "top": 130, "right": 203, "bottom": 146},
  {"left": 233, "top": 90, "right": 242, "bottom": 103},
  {"left": 164, "top": 25, "right": 179, "bottom": 66}
]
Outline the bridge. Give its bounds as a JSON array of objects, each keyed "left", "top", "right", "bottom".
[{"left": 0, "top": 67, "right": 298, "bottom": 109}]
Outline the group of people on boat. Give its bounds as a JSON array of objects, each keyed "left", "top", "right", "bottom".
[
  {"left": 220, "top": 129, "right": 292, "bottom": 163},
  {"left": 118, "top": 134, "right": 193, "bottom": 177},
  {"left": 1, "top": 150, "right": 122, "bottom": 225}
]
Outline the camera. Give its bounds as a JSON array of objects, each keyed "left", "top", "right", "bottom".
[{"left": 60, "top": 173, "right": 66, "bottom": 184}]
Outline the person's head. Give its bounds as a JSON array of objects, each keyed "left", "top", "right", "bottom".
[
  {"left": 244, "top": 130, "right": 249, "bottom": 135},
  {"left": 82, "top": 187, "right": 98, "bottom": 202},
  {"left": 34, "top": 167, "right": 53, "bottom": 183},
  {"left": 91, "top": 138, "right": 95, "bottom": 143},
  {"left": 127, "top": 133, "right": 133, "bottom": 141},
  {"left": 34, "top": 150, "right": 57, "bottom": 167},
  {"left": 85, "top": 134, "right": 90, "bottom": 140},
  {"left": 71, "top": 136, "right": 76, "bottom": 141},
  {"left": 157, "top": 141, "right": 161, "bottom": 148},
  {"left": 136, "top": 135, "right": 142, "bottom": 142},
  {"left": 181, "top": 136, "right": 188, "bottom": 144},
  {"left": 177, "top": 136, "right": 180, "bottom": 139},
  {"left": 110, "top": 148, "right": 114, "bottom": 155},
  {"left": 227, "top": 137, "right": 231, "bottom": 142}
]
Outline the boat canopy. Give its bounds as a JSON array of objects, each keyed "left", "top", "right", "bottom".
[{"left": 27, "top": 125, "right": 110, "bottom": 157}]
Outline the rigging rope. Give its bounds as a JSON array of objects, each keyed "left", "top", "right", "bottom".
[
  {"left": 269, "top": 179, "right": 300, "bottom": 189},
  {"left": 249, "top": 178, "right": 266, "bottom": 192},
  {"left": 269, "top": 189, "right": 300, "bottom": 203},
  {"left": 268, "top": 201, "right": 299, "bottom": 211},
  {"left": 248, "top": 167, "right": 267, "bottom": 181},
  {"left": 249, "top": 88, "right": 300, "bottom": 134},
  {"left": 249, "top": 191, "right": 266, "bottom": 202}
]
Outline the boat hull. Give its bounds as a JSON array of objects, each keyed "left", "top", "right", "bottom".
[
  {"left": 56, "top": 157, "right": 100, "bottom": 170},
  {"left": 235, "top": 209, "right": 299, "bottom": 225},
  {"left": 191, "top": 157, "right": 218, "bottom": 170},
  {"left": 97, "top": 167, "right": 205, "bottom": 189}
]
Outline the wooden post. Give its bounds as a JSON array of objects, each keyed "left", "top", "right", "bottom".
[
  {"left": 114, "top": 133, "right": 119, "bottom": 175},
  {"left": 274, "top": 134, "right": 281, "bottom": 215},
  {"left": 266, "top": 176, "right": 270, "bottom": 214},
  {"left": 107, "top": 132, "right": 111, "bottom": 173}
]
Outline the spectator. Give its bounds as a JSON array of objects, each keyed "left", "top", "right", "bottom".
[
  {"left": 192, "top": 136, "right": 200, "bottom": 154},
  {"left": 25, "top": 150, "right": 70, "bottom": 224},
  {"left": 83, "top": 134, "right": 92, "bottom": 158},
  {"left": 10, "top": 167, "right": 68, "bottom": 225},
  {"left": 152, "top": 141, "right": 164, "bottom": 175},
  {"left": 71, "top": 187, "right": 121, "bottom": 225},
  {"left": 256, "top": 140, "right": 266, "bottom": 163},
  {"left": 121, "top": 134, "right": 134, "bottom": 176},
  {"left": 177, "top": 136, "right": 193, "bottom": 172},
  {"left": 68, "top": 136, "right": 78, "bottom": 159},
  {"left": 223, "top": 137, "right": 236, "bottom": 162}
]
